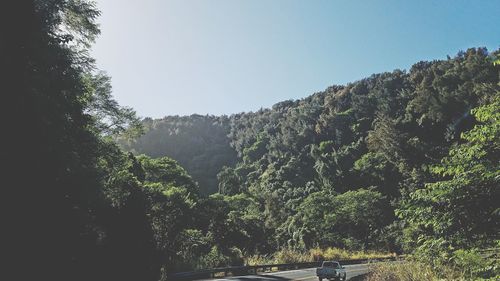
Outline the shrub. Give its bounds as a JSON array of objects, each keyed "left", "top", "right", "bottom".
[{"left": 452, "top": 249, "right": 499, "bottom": 280}]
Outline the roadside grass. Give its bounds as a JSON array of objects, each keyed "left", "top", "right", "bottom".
[
  {"left": 364, "top": 261, "right": 464, "bottom": 281},
  {"left": 363, "top": 247, "right": 500, "bottom": 281},
  {"left": 245, "top": 247, "right": 395, "bottom": 265}
]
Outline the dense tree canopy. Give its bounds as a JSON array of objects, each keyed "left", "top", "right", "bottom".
[{"left": 126, "top": 47, "right": 499, "bottom": 278}]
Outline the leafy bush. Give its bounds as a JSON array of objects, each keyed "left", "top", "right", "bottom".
[{"left": 452, "top": 248, "right": 500, "bottom": 280}]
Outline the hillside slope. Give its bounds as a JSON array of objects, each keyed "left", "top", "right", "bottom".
[{"left": 120, "top": 48, "right": 500, "bottom": 277}]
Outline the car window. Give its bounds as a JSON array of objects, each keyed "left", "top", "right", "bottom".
[{"left": 323, "top": 262, "right": 340, "bottom": 268}]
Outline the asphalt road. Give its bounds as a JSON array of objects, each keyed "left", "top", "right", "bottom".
[{"left": 201, "top": 264, "right": 370, "bottom": 281}]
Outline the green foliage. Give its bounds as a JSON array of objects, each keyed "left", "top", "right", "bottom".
[
  {"left": 452, "top": 249, "right": 493, "bottom": 279},
  {"left": 137, "top": 155, "right": 199, "bottom": 195},
  {"left": 284, "top": 189, "right": 390, "bottom": 250},
  {"left": 243, "top": 133, "right": 269, "bottom": 163},
  {"left": 492, "top": 53, "right": 500, "bottom": 66},
  {"left": 353, "top": 152, "right": 401, "bottom": 199},
  {"left": 398, "top": 94, "right": 500, "bottom": 279},
  {"left": 217, "top": 166, "right": 242, "bottom": 195}
]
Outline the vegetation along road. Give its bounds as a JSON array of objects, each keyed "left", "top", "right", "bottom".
[{"left": 202, "top": 264, "right": 372, "bottom": 281}]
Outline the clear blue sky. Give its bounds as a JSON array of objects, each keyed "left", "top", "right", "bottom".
[{"left": 92, "top": 0, "right": 499, "bottom": 118}]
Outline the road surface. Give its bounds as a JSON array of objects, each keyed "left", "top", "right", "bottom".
[{"left": 201, "top": 264, "right": 370, "bottom": 281}]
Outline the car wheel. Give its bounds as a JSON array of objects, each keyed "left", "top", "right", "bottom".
[{"left": 318, "top": 278, "right": 323, "bottom": 281}]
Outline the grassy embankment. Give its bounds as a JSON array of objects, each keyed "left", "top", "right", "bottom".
[
  {"left": 364, "top": 250, "right": 500, "bottom": 281},
  {"left": 245, "top": 247, "right": 395, "bottom": 265},
  {"left": 364, "top": 261, "right": 464, "bottom": 281}
]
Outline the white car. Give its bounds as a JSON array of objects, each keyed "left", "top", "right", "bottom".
[{"left": 316, "top": 261, "right": 347, "bottom": 281}]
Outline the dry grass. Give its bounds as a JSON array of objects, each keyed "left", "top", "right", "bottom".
[
  {"left": 245, "top": 247, "right": 395, "bottom": 265},
  {"left": 364, "top": 261, "right": 464, "bottom": 281}
]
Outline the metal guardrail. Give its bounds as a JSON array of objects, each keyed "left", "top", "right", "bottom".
[
  {"left": 168, "top": 256, "right": 398, "bottom": 281},
  {"left": 478, "top": 248, "right": 500, "bottom": 260}
]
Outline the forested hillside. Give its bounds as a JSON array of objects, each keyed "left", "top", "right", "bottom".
[
  {"left": 124, "top": 47, "right": 500, "bottom": 278},
  {"left": 6, "top": 0, "right": 499, "bottom": 280}
]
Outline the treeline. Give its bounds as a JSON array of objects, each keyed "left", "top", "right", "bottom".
[
  {"left": 6, "top": 0, "right": 499, "bottom": 280},
  {"left": 120, "top": 115, "right": 238, "bottom": 195}
]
